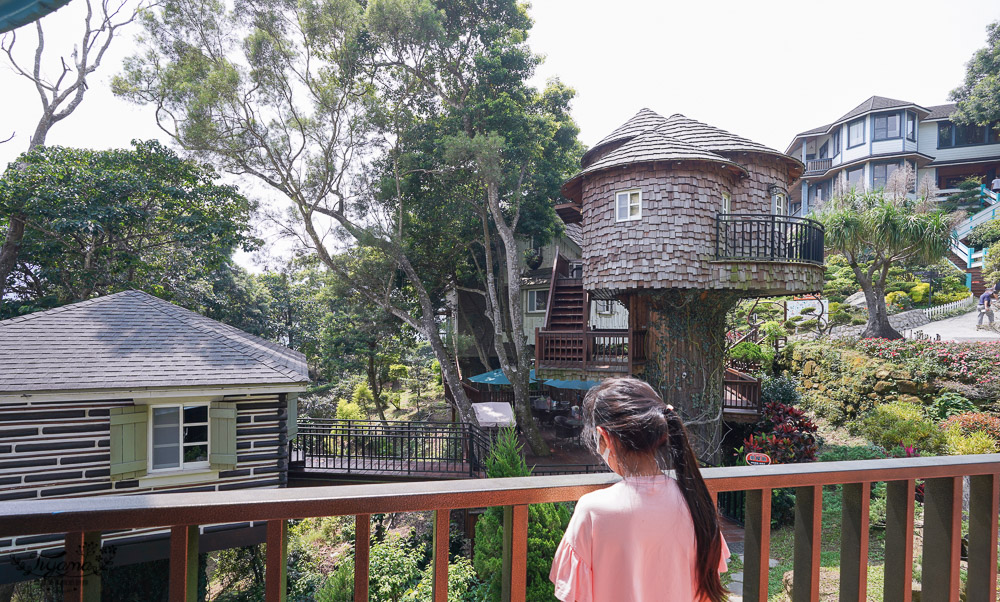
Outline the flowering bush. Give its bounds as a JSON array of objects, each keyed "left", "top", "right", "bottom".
[
  {"left": 855, "top": 339, "right": 1000, "bottom": 392},
  {"left": 743, "top": 402, "right": 818, "bottom": 464},
  {"left": 940, "top": 412, "right": 1000, "bottom": 442}
]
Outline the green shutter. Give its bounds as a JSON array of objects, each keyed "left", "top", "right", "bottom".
[
  {"left": 286, "top": 393, "right": 298, "bottom": 440},
  {"left": 110, "top": 405, "right": 148, "bottom": 481},
  {"left": 209, "top": 401, "right": 237, "bottom": 471}
]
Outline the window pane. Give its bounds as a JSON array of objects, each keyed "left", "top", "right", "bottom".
[
  {"left": 184, "top": 425, "right": 208, "bottom": 444},
  {"left": 183, "top": 445, "right": 208, "bottom": 464},
  {"left": 956, "top": 124, "right": 985, "bottom": 146},
  {"left": 887, "top": 114, "right": 899, "bottom": 138},
  {"left": 616, "top": 194, "right": 628, "bottom": 220},
  {"left": 152, "top": 407, "right": 180, "bottom": 470},
  {"left": 535, "top": 292, "right": 546, "bottom": 312},
  {"left": 848, "top": 168, "right": 864, "bottom": 188},
  {"left": 629, "top": 193, "right": 640, "bottom": 217},
  {"left": 874, "top": 116, "right": 886, "bottom": 140},
  {"left": 849, "top": 120, "right": 864, "bottom": 145},
  {"left": 153, "top": 446, "right": 180, "bottom": 470},
  {"left": 906, "top": 113, "right": 916, "bottom": 140},
  {"left": 184, "top": 406, "right": 208, "bottom": 424},
  {"left": 990, "top": 125, "right": 1000, "bottom": 145},
  {"left": 939, "top": 123, "right": 953, "bottom": 147}
]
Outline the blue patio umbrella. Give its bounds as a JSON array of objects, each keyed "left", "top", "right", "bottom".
[
  {"left": 543, "top": 378, "right": 601, "bottom": 390},
  {"left": 467, "top": 368, "right": 538, "bottom": 385}
]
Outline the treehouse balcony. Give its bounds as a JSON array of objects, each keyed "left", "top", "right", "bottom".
[
  {"left": 534, "top": 328, "right": 648, "bottom": 377},
  {"left": 4, "top": 454, "right": 1000, "bottom": 602}
]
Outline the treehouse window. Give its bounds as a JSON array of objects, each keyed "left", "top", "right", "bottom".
[
  {"left": 526, "top": 290, "right": 547, "bottom": 314},
  {"left": 615, "top": 190, "right": 642, "bottom": 222},
  {"left": 722, "top": 192, "right": 731, "bottom": 214},
  {"left": 151, "top": 404, "right": 210, "bottom": 472},
  {"left": 596, "top": 300, "right": 615, "bottom": 314}
]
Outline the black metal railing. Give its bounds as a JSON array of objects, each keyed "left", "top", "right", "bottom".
[
  {"left": 715, "top": 213, "right": 825, "bottom": 265},
  {"left": 291, "top": 419, "right": 492, "bottom": 478}
]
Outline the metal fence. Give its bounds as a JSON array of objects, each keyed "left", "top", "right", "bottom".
[{"left": 716, "top": 214, "right": 825, "bottom": 265}]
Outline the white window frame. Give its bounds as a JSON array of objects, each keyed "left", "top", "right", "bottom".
[
  {"left": 773, "top": 192, "right": 788, "bottom": 216},
  {"left": 525, "top": 289, "right": 547, "bottom": 314},
  {"left": 149, "top": 402, "right": 211, "bottom": 473},
  {"left": 596, "top": 300, "right": 615, "bottom": 315},
  {"left": 615, "top": 189, "right": 642, "bottom": 222},
  {"left": 722, "top": 192, "right": 732, "bottom": 214}
]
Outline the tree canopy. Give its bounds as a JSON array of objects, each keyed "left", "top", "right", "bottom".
[{"left": 950, "top": 20, "right": 1000, "bottom": 128}]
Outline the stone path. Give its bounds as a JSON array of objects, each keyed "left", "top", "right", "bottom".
[
  {"left": 726, "top": 553, "right": 780, "bottom": 599},
  {"left": 916, "top": 308, "right": 1000, "bottom": 342}
]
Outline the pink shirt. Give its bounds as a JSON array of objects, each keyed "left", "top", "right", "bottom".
[{"left": 550, "top": 475, "right": 729, "bottom": 602}]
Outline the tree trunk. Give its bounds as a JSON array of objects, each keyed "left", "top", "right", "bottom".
[
  {"left": 0, "top": 215, "right": 25, "bottom": 300},
  {"left": 642, "top": 290, "right": 743, "bottom": 463},
  {"left": 860, "top": 282, "right": 902, "bottom": 339},
  {"left": 367, "top": 348, "right": 389, "bottom": 423}
]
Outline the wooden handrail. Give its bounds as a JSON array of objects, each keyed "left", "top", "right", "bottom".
[
  {"left": 2, "top": 456, "right": 999, "bottom": 601},
  {"left": 542, "top": 247, "right": 570, "bottom": 331}
]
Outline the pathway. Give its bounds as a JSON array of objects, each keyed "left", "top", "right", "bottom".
[{"left": 915, "top": 308, "right": 1000, "bottom": 342}]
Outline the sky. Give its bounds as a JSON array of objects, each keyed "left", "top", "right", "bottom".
[{"left": 1, "top": 0, "right": 998, "bottom": 264}]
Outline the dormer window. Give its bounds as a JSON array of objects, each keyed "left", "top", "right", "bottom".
[
  {"left": 722, "top": 192, "right": 731, "bottom": 214},
  {"left": 615, "top": 189, "right": 642, "bottom": 222}
]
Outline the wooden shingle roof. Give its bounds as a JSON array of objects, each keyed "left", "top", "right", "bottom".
[
  {"left": 0, "top": 290, "right": 309, "bottom": 395},
  {"left": 580, "top": 129, "right": 747, "bottom": 177}
]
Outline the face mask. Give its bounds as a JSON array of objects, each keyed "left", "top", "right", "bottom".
[{"left": 600, "top": 446, "right": 611, "bottom": 466}]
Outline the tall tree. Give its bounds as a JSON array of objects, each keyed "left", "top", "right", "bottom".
[
  {"left": 950, "top": 20, "right": 1000, "bottom": 128},
  {"left": 0, "top": 141, "right": 257, "bottom": 310},
  {"left": 0, "top": 0, "right": 151, "bottom": 299},
  {"left": 816, "top": 172, "right": 955, "bottom": 339}
]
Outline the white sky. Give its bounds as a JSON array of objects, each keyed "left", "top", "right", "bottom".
[{"left": 1, "top": 0, "right": 998, "bottom": 265}]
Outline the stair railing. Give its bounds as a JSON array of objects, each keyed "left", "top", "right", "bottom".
[{"left": 542, "top": 248, "right": 570, "bottom": 331}]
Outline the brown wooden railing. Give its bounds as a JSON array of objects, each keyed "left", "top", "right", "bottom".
[
  {"left": 536, "top": 329, "right": 647, "bottom": 373},
  {"left": 4, "top": 455, "right": 999, "bottom": 602},
  {"left": 722, "top": 368, "right": 762, "bottom": 413}
]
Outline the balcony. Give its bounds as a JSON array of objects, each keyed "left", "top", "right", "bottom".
[
  {"left": 805, "top": 157, "right": 833, "bottom": 173},
  {"left": 3, "top": 454, "right": 999, "bottom": 601},
  {"left": 716, "top": 214, "right": 825, "bottom": 265},
  {"left": 535, "top": 328, "right": 647, "bottom": 374}
]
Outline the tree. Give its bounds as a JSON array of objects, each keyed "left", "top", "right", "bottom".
[
  {"left": 0, "top": 141, "right": 257, "bottom": 310},
  {"left": 950, "top": 20, "right": 1000, "bottom": 128},
  {"left": 815, "top": 175, "right": 956, "bottom": 339},
  {"left": 0, "top": 0, "right": 152, "bottom": 299},
  {"left": 113, "top": 0, "right": 485, "bottom": 427}
]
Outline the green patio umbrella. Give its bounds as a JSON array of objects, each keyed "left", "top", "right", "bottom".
[{"left": 543, "top": 378, "right": 601, "bottom": 390}]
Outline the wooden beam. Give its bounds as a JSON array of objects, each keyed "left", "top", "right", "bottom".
[
  {"left": 839, "top": 482, "right": 870, "bottom": 602},
  {"left": 432, "top": 510, "right": 450, "bottom": 602},
  {"left": 354, "top": 514, "right": 370, "bottom": 602},
  {"left": 265, "top": 520, "right": 287, "bottom": 602},
  {"left": 169, "top": 525, "right": 199, "bottom": 602},
  {"left": 743, "top": 489, "right": 771, "bottom": 602},
  {"left": 792, "top": 486, "right": 822, "bottom": 602},
  {"left": 967, "top": 474, "right": 998, "bottom": 602}
]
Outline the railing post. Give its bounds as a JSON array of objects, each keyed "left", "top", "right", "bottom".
[
  {"left": 432, "top": 510, "right": 450, "bottom": 602},
  {"left": 265, "top": 520, "right": 287, "bottom": 602},
  {"left": 501, "top": 504, "right": 528, "bottom": 602},
  {"left": 63, "top": 531, "right": 101, "bottom": 602},
  {"left": 884, "top": 479, "right": 914, "bottom": 602},
  {"left": 922, "top": 476, "right": 961, "bottom": 602},
  {"left": 744, "top": 489, "right": 771, "bottom": 602},
  {"left": 967, "top": 473, "right": 999, "bottom": 602},
  {"left": 354, "top": 515, "right": 370, "bottom": 602},
  {"left": 792, "top": 486, "right": 822, "bottom": 602},
  {"left": 169, "top": 525, "right": 199, "bottom": 602},
  {"left": 839, "top": 482, "right": 870, "bottom": 602}
]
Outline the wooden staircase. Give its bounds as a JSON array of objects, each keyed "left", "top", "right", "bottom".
[{"left": 546, "top": 275, "right": 586, "bottom": 330}]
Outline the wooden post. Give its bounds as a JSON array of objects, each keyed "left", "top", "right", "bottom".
[
  {"left": 744, "top": 489, "right": 771, "bottom": 602},
  {"left": 432, "top": 510, "right": 450, "bottom": 602},
  {"left": 355, "top": 514, "right": 370, "bottom": 602},
  {"left": 884, "top": 479, "right": 914, "bottom": 602},
  {"left": 839, "top": 482, "right": 870, "bottom": 602},
  {"left": 792, "top": 486, "right": 822, "bottom": 602},
  {"left": 501, "top": 505, "right": 528, "bottom": 602},
  {"left": 967, "top": 474, "right": 999, "bottom": 602},
  {"left": 63, "top": 531, "right": 100, "bottom": 602},
  {"left": 265, "top": 520, "right": 287, "bottom": 602},
  {"left": 922, "top": 477, "right": 961, "bottom": 602},
  {"left": 169, "top": 525, "right": 199, "bottom": 602}
]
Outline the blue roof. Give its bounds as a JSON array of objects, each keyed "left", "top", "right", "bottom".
[
  {"left": 0, "top": 0, "right": 74, "bottom": 33},
  {"left": 466, "top": 369, "right": 538, "bottom": 386}
]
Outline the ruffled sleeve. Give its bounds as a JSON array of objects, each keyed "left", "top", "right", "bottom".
[
  {"left": 549, "top": 540, "right": 593, "bottom": 602},
  {"left": 718, "top": 533, "right": 731, "bottom": 573}
]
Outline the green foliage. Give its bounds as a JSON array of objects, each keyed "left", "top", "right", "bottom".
[
  {"left": 389, "top": 364, "right": 410, "bottom": 382},
  {"left": 728, "top": 341, "right": 768, "bottom": 361},
  {"left": 945, "top": 426, "right": 998, "bottom": 455},
  {"left": 909, "top": 282, "right": 930, "bottom": 304},
  {"left": 817, "top": 444, "right": 889, "bottom": 462},
  {"left": 212, "top": 545, "right": 266, "bottom": 600},
  {"left": 0, "top": 141, "right": 257, "bottom": 311},
  {"left": 352, "top": 383, "right": 375, "bottom": 411},
  {"left": 403, "top": 556, "right": 483, "bottom": 601},
  {"left": 336, "top": 399, "right": 364, "bottom": 421},
  {"left": 369, "top": 535, "right": 424, "bottom": 602},
  {"left": 474, "top": 426, "right": 570, "bottom": 601},
  {"left": 761, "top": 375, "right": 801, "bottom": 406},
  {"left": 885, "top": 291, "right": 913, "bottom": 313},
  {"left": 857, "top": 402, "right": 947, "bottom": 455},
  {"left": 315, "top": 558, "right": 354, "bottom": 602},
  {"left": 744, "top": 402, "right": 818, "bottom": 464},
  {"left": 927, "top": 391, "right": 977, "bottom": 421},
  {"left": 967, "top": 219, "right": 1000, "bottom": 249},
  {"left": 760, "top": 320, "right": 788, "bottom": 345},
  {"left": 950, "top": 20, "right": 1000, "bottom": 136}
]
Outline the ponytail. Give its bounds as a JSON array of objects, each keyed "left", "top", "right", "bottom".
[
  {"left": 662, "top": 406, "right": 725, "bottom": 602},
  {"left": 582, "top": 378, "right": 726, "bottom": 602}
]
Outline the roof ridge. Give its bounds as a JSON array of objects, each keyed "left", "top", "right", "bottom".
[
  {"left": 0, "top": 291, "right": 131, "bottom": 327},
  {"left": 130, "top": 291, "right": 307, "bottom": 382}
]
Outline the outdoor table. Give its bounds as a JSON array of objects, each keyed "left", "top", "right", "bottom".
[{"left": 554, "top": 415, "right": 584, "bottom": 443}]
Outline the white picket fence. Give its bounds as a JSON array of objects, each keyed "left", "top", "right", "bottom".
[{"left": 923, "top": 294, "right": 975, "bottom": 320}]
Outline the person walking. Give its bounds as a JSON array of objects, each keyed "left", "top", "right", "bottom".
[
  {"left": 991, "top": 174, "right": 1000, "bottom": 194},
  {"left": 978, "top": 290, "right": 997, "bottom": 329}
]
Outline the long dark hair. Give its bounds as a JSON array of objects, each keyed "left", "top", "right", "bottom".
[{"left": 582, "top": 377, "right": 725, "bottom": 602}]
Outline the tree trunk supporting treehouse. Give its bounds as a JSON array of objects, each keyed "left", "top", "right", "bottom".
[{"left": 640, "top": 290, "right": 743, "bottom": 463}]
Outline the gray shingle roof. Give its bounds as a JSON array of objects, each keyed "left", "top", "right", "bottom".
[
  {"left": 0, "top": 290, "right": 309, "bottom": 394},
  {"left": 580, "top": 129, "right": 745, "bottom": 176},
  {"left": 563, "top": 222, "right": 583, "bottom": 247},
  {"left": 925, "top": 103, "right": 957, "bottom": 120},
  {"left": 588, "top": 108, "right": 669, "bottom": 155},
  {"left": 835, "top": 96, "right": 919, "bottom": 124},
  {"left": 656, "top": 114, "right": 785, "bottom": 156}
]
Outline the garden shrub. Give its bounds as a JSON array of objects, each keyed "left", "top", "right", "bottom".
[
  {"left": 743, "top": 402, "right": 818, "bottom": 464},
  {"left": 352, "top": 382, "right": 374, "bottom": 411},
  {"left": 940, "top": 412, "right": 1000, "bottom": 442},
  {"left": 336, "top": 399, "right": 363, "bottom": 421},
  {"left": 910, "top": 282, "right": 930, "bottom": 304},
  {"left": 728, "top": 341, "right": 768, "bottom": 362},
  {"left": 368, "top": 535, "right": 424, "bottom": 601},
  {"left": 857, "top": 401, "right": 946, "bottom": 455},
  {"left": 315, "top": 558, "right": 354, "bottom": 601},
  {"left": 966, "top": 219, "right": 1000, "bottom": 249},
  {"left": 930, "top": 290, "right": 972, "bottom": 305},
  {"left": 760, "top": 320, "right": 788, "bottom": 345},
  {"left": 945, "top": 426, "right": 998, "bottom": 455},
  {"left": 474, "top": 427, "right": 570, "bottom": 601},
  {"left": 885, "top": 291, "right": 913, "bottom": 313},
  {"left": 761, "top": 375, "right": 800, "bottom": 406},
  {"left": 817, "top": 444, "right": 888, "bottom": 462},
  {"left": 403, "top": 556, "right": 484, "bottom": 601},
  {"left": 388, "top": 364, "right": 409, "bottom": 382},
  {"left": 926, "top": 391, "right": 976, "bottom": 421}
]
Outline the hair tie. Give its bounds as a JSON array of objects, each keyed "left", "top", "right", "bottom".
[{"left": 665, "top": 404, "right": 674, "bottom": 413}]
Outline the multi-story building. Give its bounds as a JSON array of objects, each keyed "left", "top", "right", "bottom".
[{"left": 786, "top": 96, "right": 1000, "bottom": 215}]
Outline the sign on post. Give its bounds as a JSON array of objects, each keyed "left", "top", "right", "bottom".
[{"left": 745, "top": 452, "right": 772, "bottom": 466}]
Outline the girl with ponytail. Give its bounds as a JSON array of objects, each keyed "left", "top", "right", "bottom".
[{"left": 549, "top": 377, "right": 729, "bottom": 602}]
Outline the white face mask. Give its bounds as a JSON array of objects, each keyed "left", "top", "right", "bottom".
[{"left": 600, "top": 445, "right": 611, "bottom": 466}]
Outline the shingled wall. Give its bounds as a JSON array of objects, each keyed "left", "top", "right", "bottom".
[{"left": 0, "top": 392, "right": 288, "bottom": 561}]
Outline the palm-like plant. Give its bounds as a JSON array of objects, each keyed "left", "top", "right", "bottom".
[{"left": 816, "top": 181, "right": 956, "bottom": 339}]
